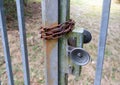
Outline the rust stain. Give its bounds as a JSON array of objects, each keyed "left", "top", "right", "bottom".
[
  {"left": 45, "top": 22, "right": 58, "bottom": 85},
  {"left": 46, "top": 39, "right": 58, "bottom": 57},
  {"left": 45, "top": 22, "right": 58, "bottom": 56},
  {"left": 44, "top": 22, "right": 58, "bottom": 28},
  {"left": 46, "top": 38, "right": 58, "bottom": 85}
]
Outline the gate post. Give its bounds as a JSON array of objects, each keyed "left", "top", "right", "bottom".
[
  {"left": 58, "top": 0, "right": 83, "bottom": 84},
  {"left": 41, "top": 0, "right": 58, "bottom": 85},
  {"left": 42, "top": 0, "right": 91, "bottom": 85},
  {"left": 58, "top": 0, "right": 70, "bottom": 84}
]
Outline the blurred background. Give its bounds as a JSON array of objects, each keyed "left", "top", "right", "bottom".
[{"left": 0, "top": 0, "right": 120, "bottom": 85}]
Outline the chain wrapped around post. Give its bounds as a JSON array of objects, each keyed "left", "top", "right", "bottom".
[{"left": 40, "top": 19, "right": 75, "bottom": 39}]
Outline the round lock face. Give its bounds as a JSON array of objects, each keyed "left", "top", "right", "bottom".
[{"left": 70, "top": 48, "right": 90, "bottom": 66}]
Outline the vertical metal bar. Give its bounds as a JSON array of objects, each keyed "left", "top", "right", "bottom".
[
  {"left": 0, "top": 0, "right": 14, "bottom": 85},
  {"left": 42, "top": 0, "right": 58, "bottom": 85},
  {"left": 16, "top": 0, "right": 30, "bottom": 85},
  {"left": 94, "top": 0, "right": 111, "bottom": 85},
  {"left": 58, "top": 0, "right": 70, "bottom": 84}
]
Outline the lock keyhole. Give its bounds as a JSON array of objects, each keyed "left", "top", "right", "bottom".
[{"left": 67, "top": 37, "right": 91, "bottom": 66}]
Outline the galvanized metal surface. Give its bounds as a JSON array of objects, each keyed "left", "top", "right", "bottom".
[
  {"left": 58, "top": 0, "right": 70, "bottom": 84},
  {"left": 16, "top": 0, "right": 30, "bottom": 85},
  {"left": 41, "top": 0, "right": 58, "bottom": 85},
  {"left": 94, "top": 0, "right": 111, "bottom": 85},
  {"left": 58, "top": 0, "right": 83, "bottom": 84},
  {"left": 0, "top": 0, "right": 14, "bottom": 85}
]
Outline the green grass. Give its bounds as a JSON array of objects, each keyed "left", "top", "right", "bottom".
[
  {"left": 105, "top": 47, "right": 112, "bottom": 57},
  {"left": 26, "top": 33, "right": 32, "bottom": 38}
]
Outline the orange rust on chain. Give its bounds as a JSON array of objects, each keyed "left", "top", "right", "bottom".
[
  {"left": 44, "top": 22, "right": 58, "bottom": 56},
  {"left": 40, "top": 19, "right": 75, "bottom": 40}
]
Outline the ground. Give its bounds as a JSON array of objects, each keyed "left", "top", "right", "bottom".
[{"left": 0, "top": 0, "right": 120, "bottom": 85}]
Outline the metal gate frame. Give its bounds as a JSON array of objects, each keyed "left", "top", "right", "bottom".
[
  {"left": 42, "top": 0, "right": 111, "bottom": 85},
  {"left": 0, "top": 0, "right": 111, "bottom": 85},
  {"left": 0, "top": 0, "right": 30, "bottom": 85}
]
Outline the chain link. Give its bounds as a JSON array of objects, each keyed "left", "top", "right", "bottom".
[{"left": 40, "top": 19, "right": 75, "bottom": 39}]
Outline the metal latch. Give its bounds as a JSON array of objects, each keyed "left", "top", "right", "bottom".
[{"left": 66, "top": 28, "right": 92, "bottom": 75}]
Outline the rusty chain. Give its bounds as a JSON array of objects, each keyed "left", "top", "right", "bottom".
[{"left": 40, "top": 19, "right": 75, "bottom": 39}]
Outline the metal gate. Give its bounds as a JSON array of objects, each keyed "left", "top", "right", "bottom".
[
  {"left": 0, "top": 0, "right": 30, "bottom": 85},
  {"left": 0, "top": 0, "right": 111, "bottom": 85}
]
